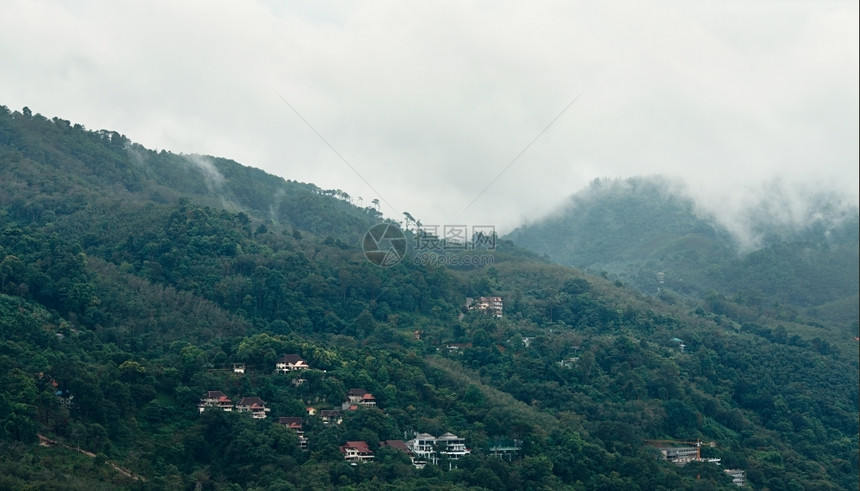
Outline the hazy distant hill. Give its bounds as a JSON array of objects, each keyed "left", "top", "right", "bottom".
[
  {"left": 1, "top": 106, "right": 857, "bottom": 490},
  {"left": 506, "top": 176, "right": 859, "bottom": 329}
]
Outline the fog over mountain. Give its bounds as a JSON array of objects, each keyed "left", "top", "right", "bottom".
[
  {"left": 2, "top": 0, "right": 857, "bottom": 233},
  {"left": 507, "top": 175, "right": 859, "bottom": 329},
  {"left": 530, "top": 175, "right": 859, "bottom": 253},
  {"left": 1, "top": 90, "right": 858, "bottom": 490}
]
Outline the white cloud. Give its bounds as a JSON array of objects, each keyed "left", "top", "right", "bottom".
[{"left": 1, "top": 0, "right": 856, "bottom": 234}]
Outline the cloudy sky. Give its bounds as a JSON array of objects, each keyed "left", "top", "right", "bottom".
[{"left": 2, "top": 0, "right": 857, "bottom": 233}]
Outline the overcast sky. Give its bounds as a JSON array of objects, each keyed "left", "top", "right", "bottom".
[{"left": 2, "top": 0, "right": 857, "bottom": 234}]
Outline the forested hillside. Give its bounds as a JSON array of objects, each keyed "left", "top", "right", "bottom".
[
  {"left": 1, "top": 106, "right": 857, "bottom": 490},
  {"left": 506, "top": 176, "right": 860, "bottom": 331}
]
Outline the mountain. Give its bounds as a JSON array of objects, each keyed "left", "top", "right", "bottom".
[
  {"left": 1, "top": 106, "right": 857, "bottom": 490},
  {"left": 506, "top": 176, "right": 859, "bottom": 331}
]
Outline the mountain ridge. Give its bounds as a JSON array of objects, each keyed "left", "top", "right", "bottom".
[
  {"left": 1, "top": 105, "right": 856, "bottom": 490},
  {"left": 505, "top": 175, "right": 859, "bottom": 331}
]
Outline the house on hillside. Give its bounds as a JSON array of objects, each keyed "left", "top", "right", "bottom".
[
  {"left": 344, "top": 388, "right": 376, "bottom": 408},
  {"left": 278, "top": 417, "right": 308, "bottom": 450},
  {"left": 466, "top": 296, "right": 503, "bottom": 317},
  {"left": 198, "top": 391, "right": 234, "bottom": 412},
  {"left": 232, "top": 363, "right": 245, "bottom": 374},
  {"left": 51, "top": 379, "right": 74, "bottom": 407},
  {"left": 488, "top": 439, "right": 522, "bottom": 461},
  {"left": 291, "top": 377, "right": 307, "bottom": 387},
  {"left": 320, "top": 409, "right": 343, "bottom": 425},
  {"left": 438, "top": 343, "right": 471, "bottom": 354},
  {"left": 340, "top": 441, "right": 374, "bottom": 463},
  {"left": 275, "top": 354, "right": 309, "bottom": 373},
  {"left": 724, "top": 469, "right": 745, "bottom": 487},
  {"left": 405, "top": 432, "right": 470, "bottom": 468},
  {"left": 645, "top": 440, "right": 720, "bottom": 465},
  {"left": 659, "top": 445, "right": 700, "bottom": 463},
  {"left": 436, "top": 432, "right": 470, "bottom": 461},
  {"left": 235, "top": 397, "right": 270, "bottom": 419}
]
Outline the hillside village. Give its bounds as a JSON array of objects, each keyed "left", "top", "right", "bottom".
[
  {"left": 194, "top": 353, "right": 478, "bottom": 467},
  {"left": 192, "top": 351, "right": 745, "bottom": 483}
]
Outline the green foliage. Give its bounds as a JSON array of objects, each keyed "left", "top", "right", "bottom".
[
  {"left": 0, "top": 106, "right": 856, "bottom": 489},
  {"left": 507, "top": 175, "right": 860, "bottom": 330}
]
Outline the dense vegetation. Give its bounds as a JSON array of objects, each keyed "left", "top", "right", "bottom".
[
  {"left": 1, "top": 106, "right": 857, "bottom": 490},
  {"left": 506, "top": 176, "right": 859, "bottom": 330}
]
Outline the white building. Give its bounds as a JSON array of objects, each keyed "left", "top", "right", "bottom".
[
  {"left": 466, "top": 296, "right": 503, "bottom": 317},
  {"left": 275, "top": 354, "right": 309, "bottom": 373},
  {"left": 198, "top": 391, "right": 234, "bottom": 412},
  {"left": 724, "top": 469, "right": 745, "bottom": 487},
  {"left": 405, "top": 432, "right": 470, "bottom": 468}
]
